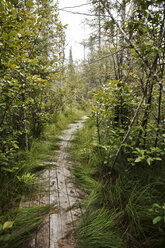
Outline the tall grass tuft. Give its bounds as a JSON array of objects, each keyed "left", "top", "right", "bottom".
[
  {"left": 0, "top": 107, "right": 86, "bottom": 247},
  {"left": 0, "top": 206, "right": 51, "bottom": 248},
  {"left": 76, "top": 208, "right": 125, "bottom": 248},
  {"left": 69, "top": 116, "right": 165, "bottom": 248}
]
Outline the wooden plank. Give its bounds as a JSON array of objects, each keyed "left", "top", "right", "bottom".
[
  {"left": 22, "top": 117, "right": 88, "bottom": 248},
  {"left": 35, "top": 169, "right": 50, "bottom": 248}
]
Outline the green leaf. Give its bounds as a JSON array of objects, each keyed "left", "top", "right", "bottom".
[
  {"left": 3, "top": 221, "right": 14, "bottom": 230},
  {"left": 1, "top": 167, "right": 14, "bottom": 173},
  {"left": 0, "top": 234, "right": 11, "bottom": 241},
  {"left": 135, "top": 157, "right": 142, "bottom": 163},
  {"left": 135, "top": 148, "right": 141, "bottom": 153},
  {"left": 13, "top": 143, "right": 19, "bottom": 149},
  {"left": 154, "top": 157, "right": 162, "bottom": 161},
  {"left": 0, "top": 224, "right": 3, "bottom": 231},
  {"left": 27, "top": 0, "right": 34, "bottom": 8},
  {"left": 146, "top": 157, "right": 152, "bottom": 165},
  {"left": 152, "top": 203, "right": 161, "bottom": 209},
  {"left": 153, "top": 216, "right": 162, "bottom": 225}
]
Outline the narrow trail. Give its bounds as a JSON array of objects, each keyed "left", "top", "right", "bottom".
[{"left": 22, "top": 116, "right": 88, "bottom": 248}]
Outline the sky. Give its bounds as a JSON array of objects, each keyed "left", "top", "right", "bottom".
[{"left": 58, "top": 0, "right": 92, "bottom": 61}]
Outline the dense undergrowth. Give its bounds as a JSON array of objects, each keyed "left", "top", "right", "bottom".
[
  {"left": 0, "top": 107, "right": 85, "bottom": 248},
  {"left": 69, "top": 118, "right": 165, "bottom": 248}
]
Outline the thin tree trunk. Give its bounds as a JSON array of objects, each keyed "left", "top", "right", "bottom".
[
  {"left": 155, "top": 85, "right": 162, "bottom": 147},
  {"left": 96, "top": 111, "right": 101, "bottom": 145},
  {"left": 23, "top": 107, "right": 29, "bottom": 149},
  {"left": 100, "top": 0, "right": 165, "bottom": 94},
  {"left": 112, "top": 94, "right": 145, "bottom": 169}
]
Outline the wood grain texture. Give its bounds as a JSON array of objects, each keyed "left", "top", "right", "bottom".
[{"left": 22, "top": 116, "right": 87, "bottom": 248}]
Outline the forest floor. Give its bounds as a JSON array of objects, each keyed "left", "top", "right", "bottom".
[{"left": 21, "top": 116, "right": 88, "bottom": 248}]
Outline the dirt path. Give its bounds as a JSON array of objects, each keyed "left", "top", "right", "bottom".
[{"left": 23, "top": 116, "right": 87, "bottom": 248}]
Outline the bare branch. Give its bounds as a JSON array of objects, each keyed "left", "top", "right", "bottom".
[
  {"left": 100, "top": 0, "right": 165, "bottom": 94},
  {"left": 112, "top": 95, "right": 145, "bottom": 169}
]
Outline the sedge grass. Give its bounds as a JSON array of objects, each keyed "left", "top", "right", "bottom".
[
  {"left": 0, "top": 206, "right": 52, "bottom": 248},
  {"left": 68, "top": 116, "right": 165, "bottom": 248},
  {"left": 0, "top": 107, "right": 86, "bottom": 247},
  {"left": 76, "top": 208, "right": 125, "bottom": 248}
]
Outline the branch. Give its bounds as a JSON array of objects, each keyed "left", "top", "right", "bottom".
[
  {"left": 112, "top": 95, "right": 145, "bottom": 169},
  {"left": 100, "top": 0, "right": 165, "bottom": 94},
  {"left": 100, "top": 1, "right": 149, "bottom": 67},
  {"left": 97, "top": 1, "right": 165, "bottom": 168},
  {"left": 86, "top": 47, "right": 129, "bottom": 65}
]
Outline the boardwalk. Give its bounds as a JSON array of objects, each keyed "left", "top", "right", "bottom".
[{"left": 22, "top": 117, "right": 87, "bottom": 248}]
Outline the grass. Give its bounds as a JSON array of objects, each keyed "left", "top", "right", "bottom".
[
  {"left": 77, "top": 208, "right": 125, "bottom": 248},
  {"left": 68, "top": 116, "right": 165, "bottom": 248},
  {"left": 0, "top": 206, "right": 52, "bottom": 248},
  {"left": 0, "top": 106, "right": 86, "bottom": 248}
]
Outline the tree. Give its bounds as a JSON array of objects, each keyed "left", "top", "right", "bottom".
[
  {"left": 0, "top": 0, "right": 66, "bottom": 166},
  {"left": 88, "top": 0, "right": 165, "bottom": 165}
]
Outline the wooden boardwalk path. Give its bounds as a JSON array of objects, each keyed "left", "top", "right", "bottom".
[{"left": 22, "top": 117, "right": 87, "bottom": 248}]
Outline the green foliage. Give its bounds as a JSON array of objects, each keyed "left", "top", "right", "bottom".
[
  {"left": 17, "top": 172, "right": 36, "bottom": 188},
  {"left": 0, "top": 221, "right": 14, "bottom": 243},
  {"left": 0, "top": 105, "right": 86, "bottom": 246},
  {"left": 0, "top": 206, "right": 51, "bottom": 248},
  {"left": 77, "top": 208, "right": 124, "bottom": 248},
  {"left": 0, "top": 2, "right": 76, "bottom": 246},
  {"left": 150, "top": 203, "right": 165, "bottom": 226},
  {"left": 128, "top": 147, "right": 163, "bottom": 166},
  {"left": 0, "top": 0, "right": 164, "bottom": 247},
  {"left": 68, "top": 118, "right": 99, "bottom": 189},
  {"left": 0, "top": 0, "right": 66, "bottom": 160},
  {"left": 70, "top": 115, "right": 165, "bottom": 247}
]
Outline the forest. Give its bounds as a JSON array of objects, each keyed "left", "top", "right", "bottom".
[{"left": 0, "top": 0, "right": 165, "bottom": 247}]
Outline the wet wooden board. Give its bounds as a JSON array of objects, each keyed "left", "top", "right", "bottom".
[{"left": 21, "top": 116, "right": 88, "bottom": 248}]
